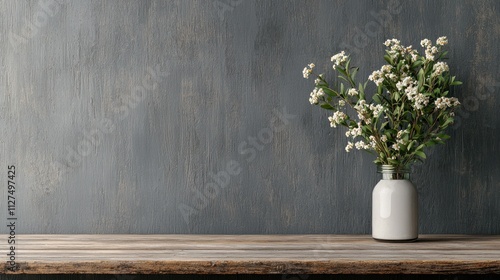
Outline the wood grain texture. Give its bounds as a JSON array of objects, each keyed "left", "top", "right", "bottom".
[
  {"left": 0, "top": 0, "right": 498, "bottom": 236},
  {"left": 2, "top": 235, "right": 500, "bottom": 274}
]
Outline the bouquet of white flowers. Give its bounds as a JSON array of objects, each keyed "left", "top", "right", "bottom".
[{"left": 303, "top": 37, "right": 462, "bottom": 171}]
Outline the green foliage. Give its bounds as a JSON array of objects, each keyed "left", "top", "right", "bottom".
[{"left": 304, "top": 37, "right": 462, "bottom": 169}]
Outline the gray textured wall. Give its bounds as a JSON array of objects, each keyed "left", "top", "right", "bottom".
[{"left": 1, "top": 0, "right": 499, "bottom": 239}]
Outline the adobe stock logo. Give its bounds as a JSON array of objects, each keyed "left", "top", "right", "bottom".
[
  {"left": 213, "top": 0, "right": 243, "bottom": 20},
  {"left": 178, "top": 107, "right": 296, "bottom": 225},
  {"left": 339, "top": 0, "right": 403, "bottom": 55},
  {"left": 9, "top": 0, "right": 64, "bottom": 50}
]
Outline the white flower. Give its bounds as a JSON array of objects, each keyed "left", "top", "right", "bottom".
[
  {"left": 331, "top": 51, "right": 348, "bottom": 69},
  {"left": 381, "top": 135, "right": 388, "bottom": 142},
  {"left": 392, "top": 143, "right": 400, "bottom": 151},
  {"left": 303, "top": 68, "right": 312, "bottom": 79},
  {"left": 309, "top": 96, "right": 318, "bottom": 104},
  {"left": 420, "top": 39, "right": 431, "bottom": 48},
  {"left": 345, "top": 141, "right": 354, "bottom": 152},
  {"left": 405, "top": 85, "right": 418, "bottom": 100},
  {"left": 432, "top": 61, "right": 449, "bottom": 77},
  {"left": 317, "top": 88, "right": 324, "bottom": 96},
  {"left": 435, "top": 97, "right": 460, "bottom": 109},
  {"left": 369, "top": 104, "right": 384, "bottom": 116},
  {"left": 355, "top": 140, "right": 369, "bottom": 150},
  {"left": 381, "top": 64, "right": 393, "bottom": 73},
  {"left": 348, "top": 124, "right": 362, "bottom": 137},
  {"left": 309, "top": 88, "right": 325, "bottom": 105},
  {"left": 328, "top": 111, "right": 347, "bottom": 127},
  {"left": 436, "top": 36, "right": 448, "bottom": 46},
  {"left": 425, "top": 46, "right": 438, "bottom": 61},
  {"left": 413, "top": 93, "right": 430, "bottom": 110},
  {"left": 368, "top": 70, "right": 384, "bottom": 86},
  {"left": 347, "top": 88, "right": 359, "bottom": 96},
  {"left": 388, "top": 73, "right": 398, "bottom": 82},
  {"left": 338, "top": 100, "right": 346, "bottom": 107},
  {"left": 396, "top": 76, "right": 415, "bottom": 91},
  {"left": 410, "top": 51, "right": 419, "bottom": 61}
]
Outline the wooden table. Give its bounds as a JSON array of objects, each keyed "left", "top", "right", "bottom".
[{"left": 2, "top": 234, "right": 499, "bottom": 274}]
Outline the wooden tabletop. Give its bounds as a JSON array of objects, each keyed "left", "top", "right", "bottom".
[{"left": 2, "top": 234, "right": 500, "bottom": 274}]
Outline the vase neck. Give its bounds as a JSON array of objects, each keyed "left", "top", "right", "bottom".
[{"left": 377, "top": 165, "right": 410, "bottom": 180}]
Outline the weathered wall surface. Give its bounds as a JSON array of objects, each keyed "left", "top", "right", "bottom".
[{"left": 1, "top": 0, "right": 498, "bottom": 238}]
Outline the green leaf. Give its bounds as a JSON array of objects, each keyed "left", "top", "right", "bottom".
[
  {"left": 351, "top": 67, "right": 359, "bottom": 81},
  {"left": 338, "top": 75, "right": 350, "bottom": 83},
  {"left": 407, "top": 140, "right": 414, "bottom": 151},
  {"left": 417, "top": 69, "right": 425, "bottom": 88},
  {"left": 414, "top": 150, "right": 426, "bottom": 159},
  {"left": 359, "top": 84, "right": 365, "bottom": 100},
  {"left": 412, "top": 60, "right": 423, "bottom": 68},
  {"left": 438, "top": 133, "right": 451, "bottom": 140},
  {"left": 323, "top": 88, "right": 337, "bottom": 97},
  {"left": 441, "top": 117, "right": 454, "bottom": 128},
  {"left": 394, "top": 92, "right": 400, "bottom": 102},
  {"left": 320, "top": 103, "right": 334, "bottom": 110},
  {"left": 384, "top": 54, "right": 393, "bottom": 65},
  {"left": 388, "top": 158, "right": 399, "bottom": 165},
  {"left": 427, "top": 114, "right": 433, "bottom": 124},
  {"left": 337, "top": 67, "right": 347, "bottom": 77}
]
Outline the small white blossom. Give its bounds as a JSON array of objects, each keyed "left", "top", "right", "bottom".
[
  {"left": 405, "top": 85, "right": 418, "bottom": 100},
  {"left": 410, "top": 50, "right": 419, "bottom": 62},
  {"left": 347, "top": 88, "right": 359, "bottom": 96},
  {"left": 309, "top": 88, "right": 325, "bottom": 105},
  {"left": 420, "top": 39, "right": 431, "bottom": 48},
  {"left": 396, "top": 76, "right": 415, "bottom": 91},
  {"left": 413, "top": 93, "right": 430, "bottom": 110},
  {"left": 368, "top": 70, "right": 384, "bottom": 86},
  {"left": 436, "top": 36, "right": 448, "bottom": 46},
  {"left": 331, "top": 51, "right": 348, "bottom": 69},
  {"left": 303, "top": 63, "right": 315, "bottom": 79},
  {"left": 435, "top": 97, "right": 460, "bottom": 109},
  {"left": 348, "top": 124, "right": 362, "bottom": 137},
  {"left": 392, "top": 143, "right": 400, "bottom": 151},
  {"left": 388, "top": 73, "right": 398, "bottom": 82},
  {"left": 381, "top": 64, "right": 393, "bottom": 73},
  {"left": 355, "top": 140, "right": 369, "bottom": 150},
  {"left": 396, "top": 130, "right": 404, "bottom": 139},
  {"left": 425, "top": 46, "right": 438, "bottom": 61},
  {"left": 345, "top": 141, "right": 354, "bottom": 152},
  {"left": 368, "top": 136, "right": 377, "bottom": 148},
  {"left": 381, "top": 135, "right": 388, "bottom": 142},
  {"left": 370, "top": 104, "right": 384, "bottom": 116},
  {"left": 432, "top": 61, "right": 449, "bottom": 77},
  {"left": 328, "top": 111, "right": 347, "bottom": 127},
  {"left": 338, "top": 100, "right": 346, "bottom": 107}
]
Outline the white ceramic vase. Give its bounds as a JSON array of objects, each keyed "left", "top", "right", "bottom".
[{"left": 372, "top": 165, "right": 418, "bottom": 242}]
